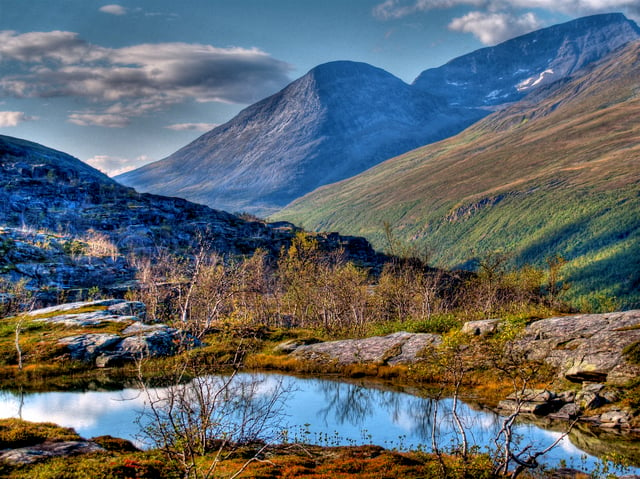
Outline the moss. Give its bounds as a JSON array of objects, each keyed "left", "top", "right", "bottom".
[
  {"left": 24, "top": 305, "right": 108, "bottom": 321},
  {"left": 91, "top": 435, "right": 140, "bottom": 453},
  {"left": 0, "top": 419, "right": 81, "bottom": 449},
  {"left": 623, "top": 341, "right": 640, "bottom": 365}
]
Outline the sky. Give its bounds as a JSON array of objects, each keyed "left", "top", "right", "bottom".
[{"left": 1, "top": 1, "right": 638, "bottom": 176}]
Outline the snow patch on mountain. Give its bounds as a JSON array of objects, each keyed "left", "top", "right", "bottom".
[{"left": 517, "top": 69, "right": 555, "bottom": 91}]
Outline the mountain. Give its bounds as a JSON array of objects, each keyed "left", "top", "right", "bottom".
[
  {"left": 117, "top": 14, "right": 639, "bottom": 216},
  {"left": 413, "top": 13, "right": 640, "bottom": 107},
  {"left": 273, "top": 40, "right": 640, "bottom": 308},
  {"left": 117, "top": 61, "right": 484, "bottom": 216},
  {"left": 0, "top": 134, "right": 384, "bottom": 294}
]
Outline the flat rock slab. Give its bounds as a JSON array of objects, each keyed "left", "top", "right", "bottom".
[
  {"left": 0, "top": 441, "right": 104, "bottom": 464},
  {"left": 35, "top": 299, "right": 200, "bottom": 365},
  {"left": 516, "top": 310, "right": 640, "bottom": 385},
  {"left": 35, "top": 310, "right": 138, "bottom": 327},
  {"left": 30, "top": 299, "right": 145, "bottom": 327},
  {"left": 290, "top": 331, "right": 441, "bottom": 365},
  {"left": 27, "top": 299, "right": 127, "bottom": 317}
]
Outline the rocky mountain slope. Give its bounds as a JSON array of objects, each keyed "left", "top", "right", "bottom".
[
  {"left": 274, "top": 40, "right": 640, "bottom": 308},
  {"left": 0, "top": 134, "right": 384, "bottom": 295},
  {"left": 116, "top": 14, "right": 639, "bottom": 216}
]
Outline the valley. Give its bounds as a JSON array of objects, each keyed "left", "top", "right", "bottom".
[{"left": 274, "top": 39, "right": 640, "bottom": 309}]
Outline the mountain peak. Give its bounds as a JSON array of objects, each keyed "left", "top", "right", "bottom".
[{"left": 306, "top": 60, "right": 402, "bottom": 83}]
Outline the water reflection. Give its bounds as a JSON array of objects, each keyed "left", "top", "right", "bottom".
[
  {"left": 312, "top": 378, "right": 500, "bottom": 450},
  {"left": 0, "top": 373, "right": 637, "bottom": 474}
]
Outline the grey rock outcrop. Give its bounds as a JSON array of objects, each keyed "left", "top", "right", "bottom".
[
  {"left": 58, "top": 334, "right": 122, "bottom": 362},
  {"left": 0, "top": 441, "right": 104, "bottom": 465},
  {"left": 29, "top": 299, "right": 199, "bottom": 366},
  {"left": 289, "top": 331, "right": 441, "bottom": 365},
  {"left": 0, "top": 134, "right": 386, "bottom": 300},
  {"left": 284, "top": 311, "right": 640, "bottom": 385},
  {"left": 497, "top": 389, "right": 563, "bottom": 416},
  {"left": 514, "top": 310, "right": 640, "bottom": 385},
  {"left": 497, "top": 383, "right": 636, "bottom": 431}
]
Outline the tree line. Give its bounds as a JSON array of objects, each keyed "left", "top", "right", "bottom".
[{"left": 127, "top": 231, "right": 568, "bottom": 339}]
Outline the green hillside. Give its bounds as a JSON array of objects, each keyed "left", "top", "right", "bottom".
[{"left": 273, "top": 42, "right": 640, "bottom": 309}]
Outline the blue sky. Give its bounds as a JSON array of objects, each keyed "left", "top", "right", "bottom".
[{"left": 1, "top": 1, "right": 638, "bottom": 175}]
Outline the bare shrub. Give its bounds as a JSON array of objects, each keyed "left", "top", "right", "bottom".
[{"left": 83, "top": 229, "right": 119, "bottom": 260}]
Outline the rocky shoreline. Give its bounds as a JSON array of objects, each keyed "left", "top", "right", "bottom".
[
  {"left": 6, "top": 299, "right": 640, "bottom": 438},
  {"left": 283, "top": 310, "right": 640, "bottom": 434}
]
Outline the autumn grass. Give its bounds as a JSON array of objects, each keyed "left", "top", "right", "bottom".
[{"left": 0, "top": 418, "right": 499, "bottom": 479}]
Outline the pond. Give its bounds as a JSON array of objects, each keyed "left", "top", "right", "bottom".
[{"left": 1, "top": 373, "right": 638, "bottom": 475}]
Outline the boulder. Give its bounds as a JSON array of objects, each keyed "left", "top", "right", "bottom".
[
  {"left": 582, "top": 382, "right": 605, "bottom": 394},
  {"left": 549, "top": 402, "right": 581, "bottom": 419},
  {"left": 576, "top": 390, "right": 607, "bottom": 410},
  {"left": 506, "top": 389, "right": 556, "bottom": 402},
  {"left": 290, "top": 331, "right": 441, "bottom": 366},
  {"left": 461, "top": 319, "right": 501, "bottom": 336},
  {"left": 117, "top": 327, "right": 181, "bottom": 358},
  {"left": 599, "top": 409, "right": 632, "bottom": 428},
  {"left": 557, "top": 390, "right": 577, "bottom": 403},
  {"left": 106, "top": 301, "right": 147, "bottom": 320},
  {"left": 497, "top": 389, "right": 563, "bottom": 416},
  {"left": 497, "top": 399, "right": 554, "bottom": 415},
  {"left": 515, "top": 310, "right": 640, "bottom": 385}
]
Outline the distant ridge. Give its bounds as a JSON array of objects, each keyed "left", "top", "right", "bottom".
[
  {"left": 117, "top": 13, "right": 640, "bottom": 216},
  {"left": 413, "top": 13, "right": 640, "bottom": 107}
]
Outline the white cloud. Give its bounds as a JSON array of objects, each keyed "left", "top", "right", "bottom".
[
  {"left": 0, "top": 31, "right": 292, "bottom": 128},
  {"left": 85, "top": 154, "right": 153, "bottom": 176},
  {"left": 0, "top": 30, "right": 107, "bottom": 64},
  {"left": 99, "top": 4, "right": 127, "bottom": 15},
  {"left": 68, "top": 113, "right": 130, "bottom": 128},
  {"left": 374, "top": 0, "right": 640, "bottom": 19},
  {"left": 165, "top": 122, "right": 219, "bottom": 132},
  {"left": 0, "top": 110, "right": 36, "bottom": 127},
  {"left": 373, "top": 0, "right": 484, "bottom": 20},
  {"left": 449, "top": 11, "right": 542, "bottom": 44}
]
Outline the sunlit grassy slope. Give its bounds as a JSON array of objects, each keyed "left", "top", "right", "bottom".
[{"left": 273, "top": 42, "right": 640, "bottom": 308}]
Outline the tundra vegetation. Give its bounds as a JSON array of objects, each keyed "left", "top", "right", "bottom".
[{"left": 0, "top": 231, "right": 634, "bottom": 478}]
